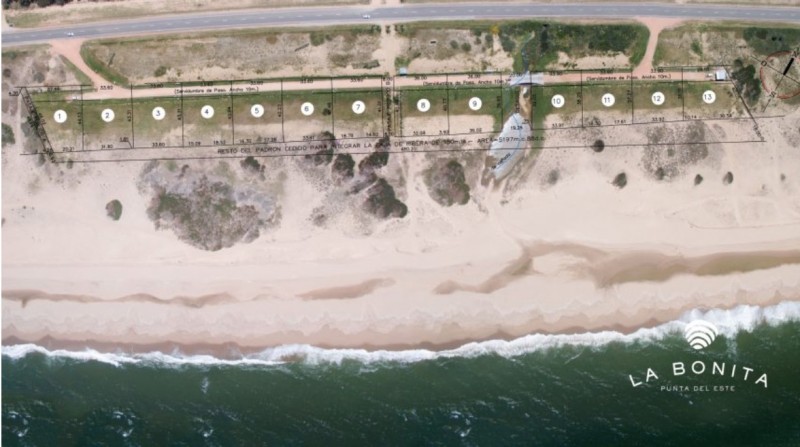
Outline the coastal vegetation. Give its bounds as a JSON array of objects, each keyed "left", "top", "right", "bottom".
[
  {"left": 396, "top": 19, "right": 648, "bottom": 72},
  {"left": 723, "top": 172, "right": 734, "bottom": 185},
  {"left": 613, "top": 172, "right": 628, "bottom": 189},
  {"left": 2, "top": 123, "right": 14, "bottom": 146},
  {"left": 424, "top": 159, "right": 470, "bottom": 206},
  {"left": 140, "top": 161, "right": 280, "bottom": 251},
  {"left": 105, "top": 199, "right": 122, "bottom": 221}
]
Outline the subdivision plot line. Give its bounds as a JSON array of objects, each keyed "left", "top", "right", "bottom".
[
  {"left": 722, "top": 66, "right": 763, "bottom": 142},
  {"left": 445, "top": 73, "right": 450, "bottom": 134},
  {"left": 722, "top": 66, "right": 757, "bottom": 123},
  {"left": 396, "top": 78, "right": 404, "bottom": 138},
  {"left": 681, "top": 67, "right": 686, "bottom": 120},
  {"left": 630, "top": 68, "right": 635, "bottom": 123},
  {"left": 130, "top": 85, "right": 135, "bottom": 148},
  {"left": 280, "top": 79, "right": 285, "bottom": 143},
  {"left": 229, "top": 80, "right": 235, "bottom": 144},
  {"left": 392, "top": 75, "right": 397, "bottom": 138},
  {"left": 179, "top": 82, "right": 185, "bottom": 147},
  {"left": 580, "top": 70, "right": 585, "bottom": 127},
  {"left": 80, "top": 85, "right": 85, "bottom": 151},
  {"left": 53, "top": 137, "right": 770, "bottom": 165},
  {"left": 529, "top": 84, "right": 534, "bottom": 128},
  {"left": 380, "top": 75, "right": 386, "bottom": 137},
  {"left": 39, "top": 107, "right": 780, "bottom": 156},
  {"left": 498, "top": 72, "right": 505, "bottom": 130},
  {"left": 330, "top": 77, "right": 335, "bottom": 137},
  {"left": 762, "top": 72, "right": 787, "bottom": 111}
]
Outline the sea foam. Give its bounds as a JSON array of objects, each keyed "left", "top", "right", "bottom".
[{"left": 3, "top": 300, "right": 799, "bottom": 367}]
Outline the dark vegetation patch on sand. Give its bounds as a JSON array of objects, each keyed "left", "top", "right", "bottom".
[
  {"left": 612, "top": 172, "right": 627, "bottom": 189},
  {"left": 140, "top": 160, "right": 280, "bottom": 251},
  {"left": 105, "top": 199, "right": 122, "bottom": 221},
  {"left": 424, "top": 159, "right": 470, "bottom": 206}
]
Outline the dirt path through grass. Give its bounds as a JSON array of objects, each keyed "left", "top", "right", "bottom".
[
  {"left": 48, "top": 38, "right": 132, "bottom": 96},
  {"left": 633, "top": 17, "right": 684, "bottom": 77}
]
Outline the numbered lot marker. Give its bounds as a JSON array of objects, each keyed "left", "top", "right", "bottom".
[
  {"left": 201, "top": 105, "right": 215, "bottom": 119},
  {"left": 53, "top": 110, "right": 67, "bottom": 123},
  {"left": 352, "top": 100, "right": 366, "bottom": 115},
  {"left": 251, "top": 104, "right": 265, "bottom": 118},
  {"left": 651, "top": 92, "right": 665, "bottom": 106},
  {"left": 301, "top": 102, "right": 314, "bottom": 116},
  {"left": 417, "top": 98, "right": 431, "bottom": 112},
  {"left": 101, "top": 108, "right": 115, "bottom": 123},
  {"left": 702, "top": 90, "right": 716, "bottom": 104},
  {"left": 551, "top": 94, "right": 565, "bottom": 109},
  {"left": 601, "top": 93, "right": 615, "bottom": 107},
  {"left": 468, "top": 97, "right": 482, "bottom": 111},
  {"left": 152, "top": 106, "right": 166, "bottom": 121}
]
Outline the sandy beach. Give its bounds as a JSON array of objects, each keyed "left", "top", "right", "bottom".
[{"left": 3, "top": 104, "right": 800, "bottom": 353}]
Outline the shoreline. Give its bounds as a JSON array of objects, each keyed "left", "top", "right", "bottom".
[{"left": 4, "top": 299, "right": 799, "bottom": 362}]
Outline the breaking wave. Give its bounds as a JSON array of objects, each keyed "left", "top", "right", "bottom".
[{"left": 3, "top": 301, "right": 799, "bottom": 367}]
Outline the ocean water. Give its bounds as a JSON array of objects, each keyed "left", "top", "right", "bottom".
[{"left": 3, "top": 302, "right": 800, "bottom": 446}]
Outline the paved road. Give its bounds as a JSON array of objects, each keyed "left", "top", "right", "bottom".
[{"left": 2, "top": 2, "right": 799, "bottom": 46}]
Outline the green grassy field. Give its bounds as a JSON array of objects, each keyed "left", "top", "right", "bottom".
[
  {"left": 531, "top": 84, "right": 583, "bottom": 129},
  {"left": 29, "top": 79, "right": 746, "bottom": 151},
  {"left": 81, "top": 99, "right": 133, "bottom": 149},
  {"left": 32, "top": 98, "right": 84, "bottom": 151},
  {"left": 682, "top": 81, "right": 743, "bottom": 120}
]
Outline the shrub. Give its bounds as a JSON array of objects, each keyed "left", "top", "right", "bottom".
[
  {"left": 546, "top": 169, "right": 559, "bottom": 185},
  {"left": 310, "top": 33, "right": 325, "bottom": 46},
  {"left": 153, "top": 65, "right": 168, "bottom": 77},
  {"left": 690, "top": 40, "right": 702, "bottom": 56},
  {"left": 612, "top": 172, "right": 627, "bottom": 189},
  {"left": 363, "top": 178, "right": 408, "bottom": 218},
  {"left": 499, "top": 34, "right": 515, "bottom": 53},
  {"left": 591, "top": 139, "right": 605, "bottom": 153},
  {"left": 461, "top": 42, "right": 472, "bottom": 52},
  {"left": 1, "top": 123, "right": 14, "bottom": 146},
  {"left": 332, "top": 154, "right": 355, "bottom": 182},
  {"left": 240, "top": 156, "right": 261, "bottom": 173},
  {"left": 730, "top": 60, "right": 761, "bottom": 105},
  {"left": 743, "top": 27, "right": 800, "bottom": 55},
  {"left": 723, "top": 172, "right": 733, "bottom": 185},
  {"left": 450, "top": 40, "right": 458, "bottom": 50},
  {"left": 694, "top": 174, "right": 703, "bottom": 185},
  {"left": 106, "top": 199, "right": 123, "bottom": 221},
  {"left": 358, "top": 150, "right": 389, "bottom": 174},
  {"left": 425, "top": 159, "right": 470, "bottom": 206}
]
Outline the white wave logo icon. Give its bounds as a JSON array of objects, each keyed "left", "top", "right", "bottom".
[{"left": 684, "top": 320, "right": 719, "bottom": 350}]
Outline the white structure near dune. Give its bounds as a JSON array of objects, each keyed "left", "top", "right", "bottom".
[{"left": 490, "top": 112, "right": 531, "bottom": 180}]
